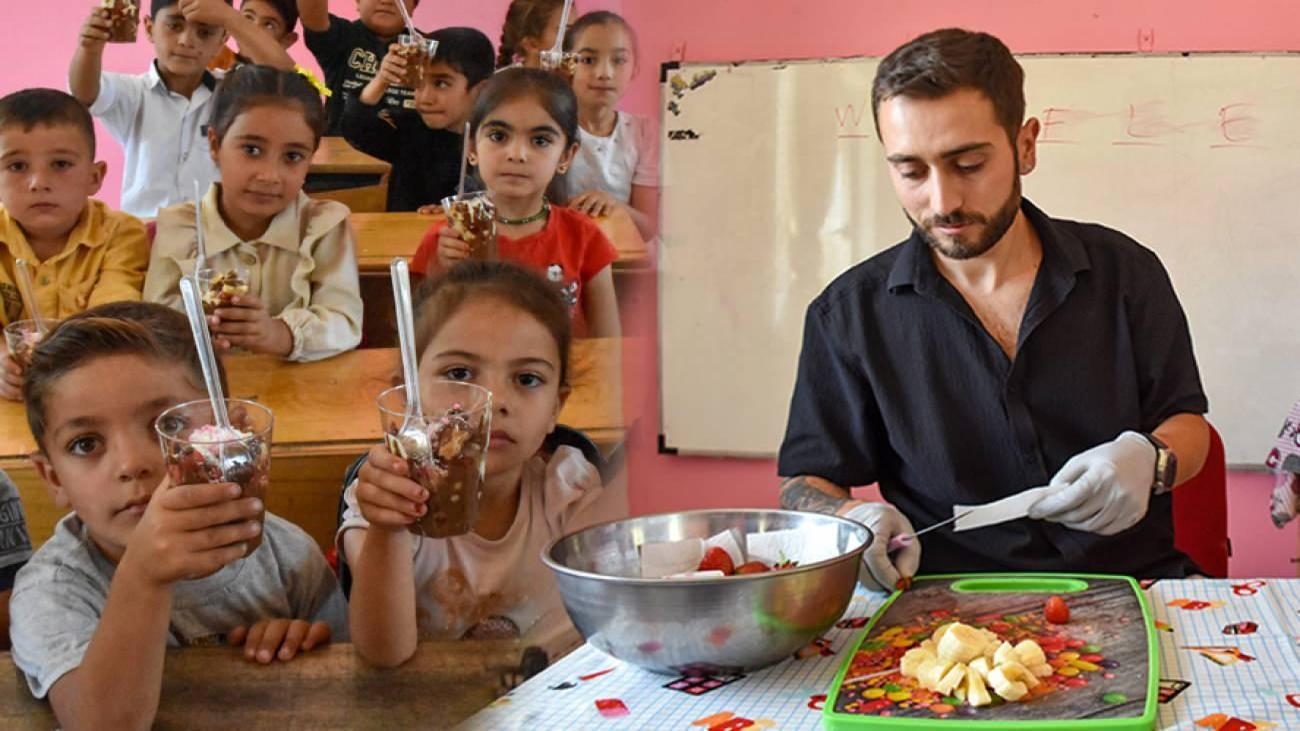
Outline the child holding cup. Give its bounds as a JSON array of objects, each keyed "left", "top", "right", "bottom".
[
  {"left": 8, "top": 301, "right": 346, "bottom": 730},
  {"left": 341, "top": 261, "right": 623, "bottom": 667}
]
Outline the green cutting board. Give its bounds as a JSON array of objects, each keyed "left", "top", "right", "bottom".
[{"left": 823, "top": 574, "right": 1157, "bottom": 730}]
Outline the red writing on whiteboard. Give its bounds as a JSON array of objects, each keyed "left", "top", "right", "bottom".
[
  {"left": 833, "top": 95, "right": 875, "bottom": 139},
  {"left": 1033, "top": 101, "right": 1262, "bottom": 149}
]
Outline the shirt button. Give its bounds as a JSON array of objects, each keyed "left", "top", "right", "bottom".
[{"left": 39, "top": 276, "right": 49, "bottom": 286}]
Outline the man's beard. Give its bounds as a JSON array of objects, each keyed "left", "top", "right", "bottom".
[{"left": 909, "top": 176, "right": 1022, "bottom": 261}]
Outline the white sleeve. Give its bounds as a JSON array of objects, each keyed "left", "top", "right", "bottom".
[{"left": 87, "top": 71, "right": 146, "bottom": 145}]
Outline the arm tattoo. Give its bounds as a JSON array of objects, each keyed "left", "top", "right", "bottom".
[{"left": 779, "top": 476, "right": 849, "bottom": 515}]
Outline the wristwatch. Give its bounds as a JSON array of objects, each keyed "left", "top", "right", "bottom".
[{"left": 1140, "top": 432, "right": 1178, "bottom": 495}]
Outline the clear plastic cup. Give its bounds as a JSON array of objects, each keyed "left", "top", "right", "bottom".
[
  {"left": 102, "top": 0, "right": 139, "bottom": 43},
  {"left": 4, "top": 319, "right": 50, "bottom": 371},
  {"left": 440, "top": 191, "right": 497, "bottom": 260},
  {"left": 396, "top": 35, "right": 439, "bottom": 88},
  {"left": 377, "top": 381, "right": 492, "bottom": 538},
  {"left": 539, "top": 49, "right": 579, "bottom": 78},
  {"left": 194, "top": 264, "right": 251, "bottom": 316},
  {"left": 156, "top": 399, "right": 274, "bottom": 553}
]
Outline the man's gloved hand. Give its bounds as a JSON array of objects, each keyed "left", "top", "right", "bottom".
[
  {"left": 1027, "top": 431, "right": 1155, "bottom": 535},
  {"left": 842, "top": 502, "right": 921, "bottom": 592}
]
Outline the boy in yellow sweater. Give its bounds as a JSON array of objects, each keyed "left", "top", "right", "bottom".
[{"left": 0, "top": 88, "right": 148, "bottom": 400}]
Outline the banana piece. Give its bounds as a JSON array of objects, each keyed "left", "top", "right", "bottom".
[
  {"left": 1030, "top": 662, "right": 1054, "bottom": 678},
  {"left": 931, "top": 622, "right": 956, "bottom": 647},
  {"left": 1002, "top": 660, "right": 1040, "bottom": 689},
  {"left": 938, "top": 623, "right": 988, "bottom": 663},
  {"left": 987, "top": 664, "right": 1029, "bottom": 702},
  {"left": 967, "top": 656, "right": 992, "bottom": 681},
  {"left": 993, "top": 641, "right": 1017, "bottom": 667},
  {"left": 935, "top": 664, "right": 966, "bottom": 695},
  {"left": 918, "top": 658, "right": 954, "bottom": 690},
  {"left": 1013, "top": 639, "right": 1047, "bottom": 667},
  {"left": 966, "top": 666, "right": 993, "bottom": 707},
  {"left": 900, "top": 647, "right": 936, "bottom": 677}
]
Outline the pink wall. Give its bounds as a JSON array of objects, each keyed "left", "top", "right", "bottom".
[
  {"left": 615, "top": 0, "right": 1300, "bottom": 578},
  {"left": 0, "top": 2, "right": 1294, "bottom": 576}
]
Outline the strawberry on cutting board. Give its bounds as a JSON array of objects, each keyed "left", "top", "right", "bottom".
[{"left": 698, "top": 546, "right": 736, "bottom": 575}]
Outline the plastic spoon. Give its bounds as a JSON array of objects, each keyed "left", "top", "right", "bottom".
[
  {"left": 180, "top": 278, "right": 254, "bottom": 476},
  {"left": 12, "top": 259, "right": 47, "bottom": 335},
  {"left": 456, "top": 121, "right": 471, "bottom": 197},
  {"left": 539, "top": 0, "right": 574, "bottom": 69},
  {"left": 390, "top": 258, "right": 430, "bottom": 449},
  {"left": 393, "top": 0, "right": 420, "bottom": 41},
  {"left": 192, "top": 180, "right": 207, "bottom": 284}
]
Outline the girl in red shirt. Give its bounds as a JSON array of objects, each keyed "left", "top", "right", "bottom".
[{"left": 411, "top": 68, "right": 620, "bottom": 338}]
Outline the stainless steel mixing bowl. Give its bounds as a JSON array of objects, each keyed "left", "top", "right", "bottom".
[{"left": 543, "top": 509, "right": 870, "bottom": 674}]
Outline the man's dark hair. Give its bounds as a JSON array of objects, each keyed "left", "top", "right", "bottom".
[
  {"left": 872, "top": 28, "right": 1026, "bottom": 142},
  {"left": 0, "top": 88, "right": 96, "bottom": 157},
  {"left": 429, "top": 27, "right": 496, "bottom": 89}
]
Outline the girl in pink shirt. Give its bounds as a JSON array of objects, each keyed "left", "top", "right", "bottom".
[{"left": 340, "top": 261, "right": 624, "bottom": 666}]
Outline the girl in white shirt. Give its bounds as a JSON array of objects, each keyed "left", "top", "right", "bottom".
[
  {"left": 563, "top": 12, "right": 659, "bottom": 240},
  {"left": 341, "top": 261, "right": 624, "bottom": 666},
  {"left": 144, "top": 64, "right": 362, "bottom": 362}
]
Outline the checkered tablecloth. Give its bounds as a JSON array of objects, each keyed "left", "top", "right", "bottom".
[{"left": 460, "top": 579, "right": 1300, "bottom": 730}]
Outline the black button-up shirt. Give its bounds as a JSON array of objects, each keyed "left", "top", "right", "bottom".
[{"left": 778, "top": 199, "right": 1208, "bottom": 577}]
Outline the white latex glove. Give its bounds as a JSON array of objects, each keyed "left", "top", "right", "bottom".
[
  {"left": 1027, "top": 431, "right": 1155, "bottom": 535},
  {"left": 842, "top": 502, "right": 921, "bottom": 593}
]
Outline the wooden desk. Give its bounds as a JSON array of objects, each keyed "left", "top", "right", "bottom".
[
  {"left": 1, "top": 340, "right": 624, "bottom": 551},
  {"left": 350, "top": 206, "right": 651, "bottom": 272},
  {"left": 0, "top": 641, "right": 524, "bottom": 730},
  {"left": 307, "top": 137, "right": 392, "bottom": 213}
]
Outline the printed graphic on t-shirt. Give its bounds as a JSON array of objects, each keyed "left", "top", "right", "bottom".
[
  {"left": 546, "top": 264, "right": 579, "bottom": 311},
  {"left": 0, "top": 495, "right": 31, "bottom": 556},
  {"left": 344, "top": 46, "right": 414, "bottom": 108}
]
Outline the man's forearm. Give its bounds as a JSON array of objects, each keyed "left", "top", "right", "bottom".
[
  {"left": 1152, "top": 412, "right": 1210, "bottom": 487},
  {"left": 779, "top": 475, "right": 856, "bottom": 515}
]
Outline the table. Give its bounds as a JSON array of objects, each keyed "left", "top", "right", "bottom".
[
  {"left": 1, "top": 340, "right": 625, "bottom": 551},
  {"left": 463, "top": 579, "right": 1300, "bottom": 730},
  {"left": 307, "top": 137, "right": 392, "bottom": 213},
  {"left": 350, "top": 207, "right": 652, "bottom": 273},
  {"left": 0, "top": 641, "right": 526, "bottom": 729}
]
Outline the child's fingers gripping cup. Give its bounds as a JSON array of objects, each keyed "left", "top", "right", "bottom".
[
  {"left": 376, "top": 382, "right": 491, "bottom": 538},
  {"left": 396, "top": 35, "right": 438, "bottom": 88},
  {"left": 156, "top": 399, "right": 274, "bottom": 553},
  {"left": 440, "top": 191, "right": 497, "bottom": 260},
  {"left": 194, "top": 264, "right": 251, "bottom": 316},
  {"left": 4, "top": 319, "right": 54, "bottom": 372},
  {"left": 101, "top": 0, "right": 139, "bottom": 43}
]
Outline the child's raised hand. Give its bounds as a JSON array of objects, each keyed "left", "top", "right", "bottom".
[
  {"left": 210, "top": 294, "right": 294, "bottom": 358},
  {"left": 376, "top": 44, "right": 409, "bottom": 88},
  {"left": 228, "top": 619, "right": 331, "bottom": 663},
  {"left": 569, "top": 190, "right": 620, "bottom": 219},
  {"left": 0, "top": 349, "right": 23, "bottom": 402},
  {"left": 354, "top": 444, "right": 428, "bottom": 530},
  {"left": 79, "top": 7, "right": 112, "bottom": 50},
  {"left": 435, "top": 226, "right": 472, "bottom": 271},
  {"left": 178, "top": 0, "right": 237, "bottom": 27},
  {"left": 121, "top": 480, "right": 262, "bottom": 587}
]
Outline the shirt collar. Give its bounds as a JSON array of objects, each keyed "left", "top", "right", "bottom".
[
  {"left": 201, "top": 184, "right": 305, "bottom": 254},
  {"left": 0, "top": 201, "right": 109, "bottom": 260},
  {"left": 886, "top": 197, "right": 1091, "bottom": 295},
  {"left": 147, "top": 60, "right": 218, "bottom": 94}
]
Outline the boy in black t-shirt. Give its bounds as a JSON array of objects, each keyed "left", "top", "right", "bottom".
[
  {"left": 342, "top": 27, "right": 494, "bottom": 211},
  {"left": 297, "top": 0, "right": 426, "bottom": 134}
]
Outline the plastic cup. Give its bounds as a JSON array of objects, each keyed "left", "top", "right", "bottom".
[
  {"left": 102, "top": 0, "right": 139, "bottom": 43},
  {"left": 440, "top": 191, "right": 497, "bottom": 260},
  {"left": 4, "top": 319, "right": 50, "bottom": 371},
  {"left": 156, "top": 399, "right": 274, "bottom": 553},
  {"left": 539, "top": 49, "right": 579, "bottom": 78},
  {"left": 377, "top": 381, "right": 492, "bottom": 538},
  {"left": 396, "top": 35, "right": 439, "bottom": 88},
  {"left": 194, "top": 264, "right": 250, "bottom": 316}
]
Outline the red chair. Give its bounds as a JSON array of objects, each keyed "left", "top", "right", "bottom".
[{"left": 1172, "top": 425, "right": 1228, "bottom": 577}]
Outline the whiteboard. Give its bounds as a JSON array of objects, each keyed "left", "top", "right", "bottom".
[{"left": 658, "top": 54, "right": 1300, "bottom": 465}]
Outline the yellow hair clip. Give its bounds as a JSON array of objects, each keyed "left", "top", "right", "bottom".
[{"left": 294, "top": 65, "right": 332, "bottom": 98}]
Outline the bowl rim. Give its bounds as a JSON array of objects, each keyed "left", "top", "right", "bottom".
[{"left": 541, "top": 507, "right": 872, "bottom": 585}]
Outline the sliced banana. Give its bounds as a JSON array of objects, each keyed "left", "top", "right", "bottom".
[
  {"left": 900, "top": 647, "right": 936, "bottom": 677},
  {"left": 1014, "top": 639, "right": 1047, "bottom": 667},
  {"left": 1030, "top": 662, "right": 1054, "bottom": 678},
  {"left": 935, "top": 664, "right": 966, "bottom": 695},
  {"left": 938, "top": 623, "right": 988, "bottom": 663},
  {"left": 967, "top": 656, "right": 992, "bottom": 680},
  {"left": 965, "top": 667, "right": 993, "bottom": 707},
  {"left": 918, "top": 658, "right": 954, "bottom": 690},
  {"left": 987, "top": 665, "right": 1029, "bottom": 702}
]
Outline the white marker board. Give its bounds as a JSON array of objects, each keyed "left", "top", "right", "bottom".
[{"left": 659, "top": 54, "right": 1300, "bottom": 465}]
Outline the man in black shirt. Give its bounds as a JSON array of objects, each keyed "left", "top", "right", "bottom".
[{"left": 778, "top": 29, "right": 1211, "bottom": 590}]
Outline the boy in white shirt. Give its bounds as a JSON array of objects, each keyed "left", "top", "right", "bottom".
[{"left": 68, "top": 0, "right": 294, "bottom": 218}]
